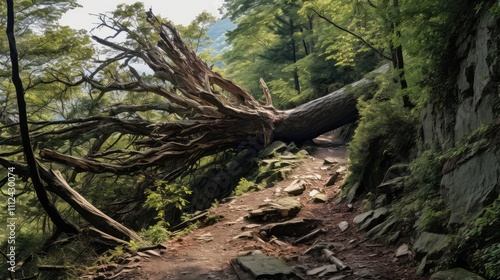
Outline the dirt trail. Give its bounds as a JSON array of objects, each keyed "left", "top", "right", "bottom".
[{"left": 122, "top": 135, "right": 424, "bottom": 280}]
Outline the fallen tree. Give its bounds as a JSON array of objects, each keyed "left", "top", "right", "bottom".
[
  {"left": 33, "top": 10, "right": 386, "bottom": 179},
  {"left": 0, "top": 7, "right": 386, "bottom": 246}
]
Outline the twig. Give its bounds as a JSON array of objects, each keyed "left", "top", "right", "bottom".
[{"left": 309, "top": 8, "right": 392, "bottom": 61}]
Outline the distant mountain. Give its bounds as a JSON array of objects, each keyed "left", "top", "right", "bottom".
[{"left": 204, "top": 17, "right": 235, "bottom": 57}]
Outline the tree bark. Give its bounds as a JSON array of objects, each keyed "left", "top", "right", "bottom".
[{"left": 273, "top": 65, "right": 387, "bottom": 143}]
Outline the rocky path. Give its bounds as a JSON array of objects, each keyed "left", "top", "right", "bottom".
[{"left": 97, "top": 135, "right": 425, "bottom": 280}]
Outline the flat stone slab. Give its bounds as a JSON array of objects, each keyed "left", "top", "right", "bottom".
[
  {"left": 353, "top": 210, "right": 374, "bottom": 225},
  {"left": 258, "top": 141, "right": 287, "bottom": 158},
  {"left": 325, "top": 172, "right": 340, "bottom": 186},
  {"left": 233, "top": 231, "right": 254, "bottom": 240},
  {"left": 246, "top": 197, "right": 301, "bottom": 222},
  {"left": 237, "top": 253, "right": 294, "bottom": 278},
  {"left": 284, "top": 179, "right": 307, "bottom": 195},
  {"left": 307, "top": 264, "right": 338, "bottom": 276},
  {"left": 260, "top": 218, "right": 320, "bottom": 237},
  {"left": 377, "top": 176, "right": 408, "bottom": 194},
  {"left": 323, "top": 157, "right": 339, "bottom": 165},
  {"left": 358, "top": 207, "right": 388, "bottom": 231}
]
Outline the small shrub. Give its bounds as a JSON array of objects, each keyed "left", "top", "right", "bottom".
[
  {"left": 346, "top": 97, "right": 417, "bottom": 188},
  {"left": 410, "top": 149, "right": 441, "bottom": 188},
  {"left": 462, "top": 195, "right": 500, "bottom": 276},
  {"left": 232, "top": 178, "right": 261, "bottom": 196},
  {"left": 417, "top": 198, "right": 450, "bottom": 233},
  {"left": 144, "top": 181, "right": 192, "bottom": 222},
  {"left": 482, "top": 243, "right": 500, "bottom": 279},
  {"left": 140, "top": 222, "right": 172, "bottom": 244}
]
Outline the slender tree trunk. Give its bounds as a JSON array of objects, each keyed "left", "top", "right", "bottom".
[
  {"left": 289, "top": 17, "right": 301, "bottom": 94},
  {"left": 390, "top": 0, "right": 413, "bottom": 108},
  {"left": 5, "top": 0, "right": 79, "bottom": 236}
]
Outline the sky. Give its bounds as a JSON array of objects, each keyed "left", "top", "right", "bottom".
[{"left": 60, "top": 0, "right": 225, "bottom": 32}]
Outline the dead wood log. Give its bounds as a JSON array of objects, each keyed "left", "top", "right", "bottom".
[
  {"left": 0, "top": 157, "right": 140, "bottom": 241},
  {"left": 322, "top": 248, "right": 350, "bottom": 271},
  {"left": 292, "top": 228, "right": 326, "bottom": 245}
]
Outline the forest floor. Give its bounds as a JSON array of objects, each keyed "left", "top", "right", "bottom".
[{"left": 109, "top": 134, "right": 426, "bottom": 280}]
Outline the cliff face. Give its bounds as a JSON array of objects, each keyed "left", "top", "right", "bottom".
[{"left": 420, "top": 2, "right": 500, "bottom": 226}]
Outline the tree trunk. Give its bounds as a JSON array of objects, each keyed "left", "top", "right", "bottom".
[{"left": 274, "top": 64, "right": 388, "bottom": 143}]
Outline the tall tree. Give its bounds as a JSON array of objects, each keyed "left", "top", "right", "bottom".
[{"left": 177, "top": 11, "right": 217, "bottom": 53}]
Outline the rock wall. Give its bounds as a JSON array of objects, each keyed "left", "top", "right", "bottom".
[
  {"left": 420, "top": 1, "right": 500, "bottom": 225},
  {"left": 421, "top": 5, "right": 499, "bottom": 150}
]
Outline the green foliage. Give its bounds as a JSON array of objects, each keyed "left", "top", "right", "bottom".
[
  {"left": 438, "top": 123, "right": 494, "bottom": 163},
  {"left": 464, "top": 195, "right": 500, "bottom": 278},
  {"left": 489, "top": 2, "right": 500, "bottom": 18},
  {"left": 410, "top": 150, "right": 442, "bottom": 187},
  {"left": 144, "top": 181, "right": 192, "bottom": 223},
  {"left": 467, "top": 195, "right": 500, "bottom": 241},
  {"left": 481, "top": 243, "right": 500, "bottom": 279},
  {"left": 346, "top": 75, "right": 417, "bottom": 186},
  {"left": 177, "top": 11, "right": 217, "bottom": 53},
  {"left": 140, "top": 222, "right": 172, "bottom": 244},
  {"left": 417, "top": 198, "right": 450, "bottom": 233},
  {"left": 223, "top": 0, "right": 380, "bottom": 108},
  {"left": 232, "top": 178, "right": 262, "bottom": 196}
]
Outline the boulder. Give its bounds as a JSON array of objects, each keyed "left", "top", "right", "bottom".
[
  {"left": 416, "top": 255, "right": 428, "bottom": 276},
  {"left": 395, "top": 244, "right": 412, "bottom": 257},
  {"left": 430, "top": 268, "right": 486, "bottom": 280},
  {"left": 413, "top": 232, "right": 451, "bottom": 260},
  {"left": 365, "top": 216, "right": 398, "bottom": 241},
  {"left": 323, "top": 157, "right": 338, "bottom": 165},
  {"left": 313, "top": 193, "right": 328, "bottom": 203},
  {"left": 338, "top": 221, "right": 349, "bottom": 232},
  {"left": 375, "top": 194, "right": 388, "bottom": 207},
  {"left": 345, "top": 182, "right": 361, "bottom": 203}
]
